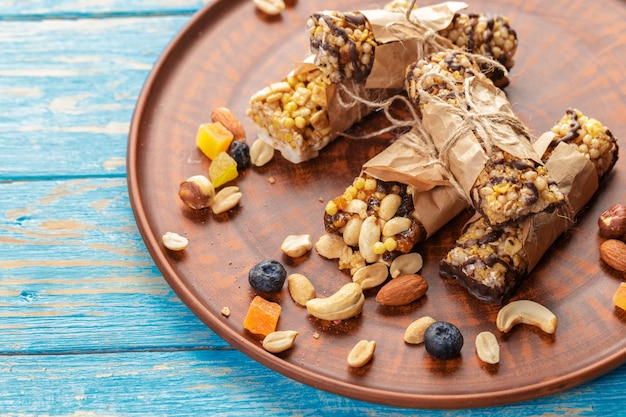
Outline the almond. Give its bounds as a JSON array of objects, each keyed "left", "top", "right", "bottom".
[
  {"left": 211, "top": 107, "right": 246, "bottom": 141},
  {"left": 375, "top": 273, "right": 428, "bottom": 306},
  {"left": 600, "top": 239, "right": 626, "bottom": 273}
]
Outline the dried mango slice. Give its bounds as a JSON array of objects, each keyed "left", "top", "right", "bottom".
[
  {"left": 209, "top": 152, "right": 238, "bottom": 188},
  {"left": 243, "top": 295, "right": 282, "bottom": 337},
  {"left": 613, "top": 282, "right": 626, "bottom": 311}
]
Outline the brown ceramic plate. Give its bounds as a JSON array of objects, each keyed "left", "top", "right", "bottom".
[{"left": 127, "top": 0, "right": 626, "bottom": 409}]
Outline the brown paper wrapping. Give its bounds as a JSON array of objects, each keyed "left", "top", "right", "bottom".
[
  {"left": 522, "top": 136, "right": 599, "bottom": 271},
  {"left": 362, "top": 2, "right": 468, "bottom": 89},
  {"left": 420, "top": 76, "right": 543, "bottom": 202},
  {"left": 362, "top": 128, "right": 467, "bottom": 238}
]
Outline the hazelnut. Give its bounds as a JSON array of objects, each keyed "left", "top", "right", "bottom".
[
  {"left": 178, "top": 175, "right": 215, "bottom": 210},
  {"left": 598, "top": 204, "right": 626, "bottom": 240}
]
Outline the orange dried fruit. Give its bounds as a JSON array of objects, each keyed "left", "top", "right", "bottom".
[
  {"left": 243, "top": 295, "right": 282, "bottom": 337},
  {"left": 612, "top": 282, "right": 626, "bottom": 311},
  {"left": 196, "top": 122, "right": 234, "bottom": 160}
]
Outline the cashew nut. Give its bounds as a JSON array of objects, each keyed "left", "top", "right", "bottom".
[
  {"left": 496, "top": 300, "right": 557, "bottom": 334},
  {"left": 305, "top": 282, "right": 365, "bottom": 321}
]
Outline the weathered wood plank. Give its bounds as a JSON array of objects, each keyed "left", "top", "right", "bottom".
[
  {"left": 0, "top": 178, "right": 227, "bottom": 353},
  {"left": 1, "top": 0, "right": 626, "bottom": 414},
  {"left": 0, "top": 16, "right": 191, "bottom": 179},
  {"left": 0, "top": 0, "right": 207, "bottom": 18},
  {"left": 1, "top": 348, "right": 625, "bottom": 416}
]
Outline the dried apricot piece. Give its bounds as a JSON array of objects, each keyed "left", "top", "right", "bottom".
[
  {"left": 209, "top": 151, "right": 239, "bottom": 188},
  {"left": 612, "top": 282, "right": 626, "bottom": 311},
  {"left": 196, "top": 122, "right": 234, "bottom": 160},
  {"left": 243, "top": 295, "right": 282, "bottom": 337}
]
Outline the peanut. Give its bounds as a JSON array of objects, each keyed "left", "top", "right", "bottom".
[
  {"left": 342, "top": 217, "right": 363, "bottom": 247},
  {"left": 347, "top": 340, "right": 376, "bottom": 368},
  {"left": 280, "top": 234, "right": 312, "bottom": 258},
  {"left": 162, "top": 231, "right": 188, "bottom": 251},
  {"left": 378, "top": 194, "right": 402, "bottom": 221},
  {"left": 315, "top": 233, "right": 348, "bottom": 259},
  {"left": 389, "top": 252, "right": 423, "bottom": 278},
  {"left": 382, "top": 216, "right": 412, "bottom": 237},
  {"left": 250, "top": 139, "right": 275, "bottom": 166},
  {"left": 352, "top": 262, "right": 389, "bottom": 290},
  {"left": 475, "top": 331, "right": 500, "bottom": 364},
  {"left": 212, "top": 186, "right": 242, "bottom": 214},
  {"left": 403, "top": 316, "right": 436, "bottom": 344},
  {"left": 262, "top": 330, "right": 298, "bottom": 353},
  {"left": 287, "top": 273, "right": 316, "bottom": 306},
  {"left": 359, "top": 216, "right": 381, "bottom": 264},
  {"left": 253, "top": 0, "right": 286, "bottom": 16},
  {"left": 178, "top": 175, "right": 215, "bottom": 210}
]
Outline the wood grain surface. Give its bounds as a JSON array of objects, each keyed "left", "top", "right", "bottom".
[{"left": 2, "top": 0, "right": 626, "bottom": 415}]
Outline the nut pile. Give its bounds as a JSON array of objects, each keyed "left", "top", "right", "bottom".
[
  {"left": 598, "top": 203, "right": 626, "bottom": 306},
  {"left": 323, "top": 174, "right": 425, "bottom": 266}
]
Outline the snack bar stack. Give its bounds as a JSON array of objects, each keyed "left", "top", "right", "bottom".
[
  {"left": 248, "top": 3, "right": 521, "bottom": 165},
  {"left": 405, "top": 50, "right": 566, "bottom": 229},
  {"left": 307, "top": 3, "right": 518, "bottom": 88},
  {"left": 440, "top": 109, "right": 619, "bottom": 304}
]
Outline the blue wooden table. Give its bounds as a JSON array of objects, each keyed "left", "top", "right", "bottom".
[{"left": 1, "top": 1, "right": 625, "bottom": 415}]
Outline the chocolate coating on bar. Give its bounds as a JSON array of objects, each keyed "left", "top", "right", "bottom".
[{"left": 439, "top": 260, "right": 521, "bottom": 304}]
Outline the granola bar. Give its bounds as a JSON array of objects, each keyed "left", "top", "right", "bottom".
[
  {"left": 307, "top": 6, "right": 518, "bottom": 86},
  {"left": 439, "top": 12, "right": 518, "bottom": 87},
  {"left": 405, "top": 50, "right": 566, "bottom": 228},
  {"left": 440, "top": 109, "right": 619, "bottom": 303}
]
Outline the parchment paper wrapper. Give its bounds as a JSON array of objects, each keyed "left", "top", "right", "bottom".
[
  {"left": 362, "top": 127, "right": 467, "bottom": 239},
  {"left": 522, "top": 133, "right": 599, "bottom": 271},
  {"left": 363, "top": 1, "right": 468, "bottom": 89},
  {"left": 420, "top": 76, "right": 543, "bottom": 201}
]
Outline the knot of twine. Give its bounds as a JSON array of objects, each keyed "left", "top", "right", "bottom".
[
  {"left": 412, "top": 70, "right": 532, "bottom": 201},
  {"left": 415, "top": 72, "right": 531, "bottom": 161}
]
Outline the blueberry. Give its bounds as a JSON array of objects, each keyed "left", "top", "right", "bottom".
[
  {"left": 423, "top": 321, "right": 464, "bottom": 359},
  {"left": 228, "top": 141, "right": 251, "bottom": 171},
  {"left": 248, "top": 260, "right": 287, "bottom": 293}
]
